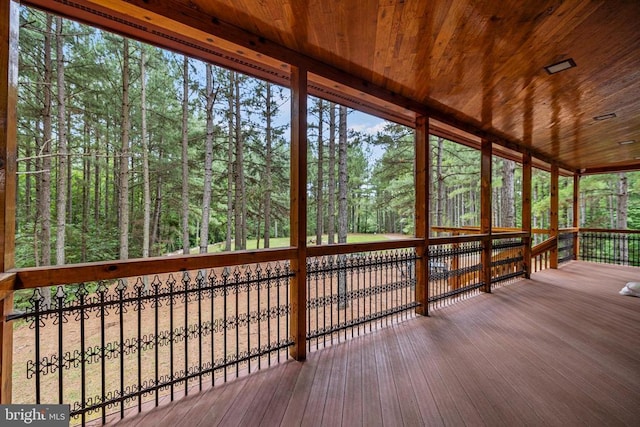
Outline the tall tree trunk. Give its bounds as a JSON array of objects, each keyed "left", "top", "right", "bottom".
[
  {"left": 225, "top": 72, "right": 234, "bottom": 251},
  {"left": 93, "top": 127, "right": 100, "bottom": 225},
  {"left": 337, "top": 105, "right": 348, "bottom": 307},
  {"left": 617, "top": 173, "right": 628, "bottom": 262},
  {"left": 501, "top": 159, "right": 516, "bottom": 227},
  {"left": 66, "top": 112, "right": 72, "bottom": 222},
  {"left": 151, "top": 146, "right": 164, "bottom": 255},
  {"left": 609, "top": 194, "right": 615, "bottom": 229},
  {"left": 200, "top": 63, "right": 215, "bottom": 254},
  {"left": 118, "top": 38, "right": 130, "bottom": 260},
  {"left": 25, "top": 135, "right": 33, "bottom": 220},
  {"left": 436, "top": 137, "right": 444, "bottom": 226},
  {"left": 315, "top": 99, "right": 324, "bottom": 245},
  {"left": 55, "top": 17, "right": 67, "bottom": 265},
  {"left": 234, "top": 73, "right": 246, "bottom": 250},
  {"left": 263, "top": 82, "right": 273, "bottom": 248},
  {"left": 338, "top": 106, "right": 348, "bottom": 244},
  {"left": 141, "top": 49, "right": 151, "bottom": 258},
  {"left": 256, "top": 203, "right": 261, "bottom": 249},
  {"left": 81, "top": 120, "right": 89, "bottom": 263},
  {"left": 105, "top": 122, "right": 111, "bottom": 224},
  {"left": 327, "top": 103, "right": 336, "bottom": 244},
  {"left": 38, "top": 16, "right": 54, "bottom": 308},
  {"left": 181, "top": 55, "right": 190, "bottom": 255},
  {"left": 40, "top": 14, "right": 53, "bottom": 268}
]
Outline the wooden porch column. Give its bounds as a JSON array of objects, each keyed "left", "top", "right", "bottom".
[
  {"left": 573, "top": 174, "right": 580, "bottom": 260},
  {"left": 550, "top": 164, "right": 559, "bottom": 269},
  {"left": 0, "top": 0, "right": 18, "bottom": 403},
  {"left": 522, "top": 152, "right": 532, "bottom": 278},
  {"left": 415, "top": 116, "right": 429, "bottom": 315},
  {"left": 480, "top": 139, "right": 492, "bottom": 293},
  {"left": 289, "top": 65, "right": 308, "bottom": 361}
]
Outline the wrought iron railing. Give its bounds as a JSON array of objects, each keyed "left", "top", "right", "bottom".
[
  {"left": 306, "top": 249, "right": 418, "bottom": 351},
  {"left": 8, "top": 263, "right": 293, "bottom": 425},
  {"left": 2, "top": 232, "right": 534, "bottom": 425},
  {"left": 579, "top": 229, "right": 640, "bottom": 266},
  {"left": 491, "top": 236, "right": 526, "bottom": 287},
  {"left": 428, "top": 238, "right": 484, "bottom": 308},
  {"left": 558, "top": 231, "right": 576, "bottom": 264}
]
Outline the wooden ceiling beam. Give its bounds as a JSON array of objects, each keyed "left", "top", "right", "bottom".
[{"left": 579, "top": 162, "right": 640, "bottom": 175}]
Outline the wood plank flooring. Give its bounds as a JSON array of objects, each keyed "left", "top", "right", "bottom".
[{"left": 107, "top": 261, "right": 640, "bottom": 426}]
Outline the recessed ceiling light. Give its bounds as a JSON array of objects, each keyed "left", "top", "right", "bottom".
[
  {"left": 618, "top": 140, "right": 636, "bottom": 145},
  {"left": 544, "top": 58, "right": 577, "bottom": 74},
  {"left": 593, "top": 113, "right": 616, "bottom": 121}
]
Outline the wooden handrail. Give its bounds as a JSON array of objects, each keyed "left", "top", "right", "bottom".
[
  {"left": 430, "top": 233, "right": 487, "bottom": 245},
  {"left": 10, "top": 240, "right": 427, "bottom": 291},
  {"left": 531, "top": 237, "right": 557, "bottom": 258},
  {"left": 306, "top": 238, "right": 422, "bottom": 257},
  {"left": 431, "top": 226, "right": 551, "bottom": 235},
  {"left": 12, "top": 227, "right": 637, "bottom": 292},
  {"left": 491, "top": 232, "right": 528, "bottom": 239},
  {"left": 559, "top": 228, "right": 578, "bottom": 233},
  {"left": 12, "top": 247, "right": 298, "bottom": 289},
  {"left": 11, "top": 234, "right": 543, "bottom": 291},
  {"left": 579, "top": 228, "right": 640, "bottom": 234}
]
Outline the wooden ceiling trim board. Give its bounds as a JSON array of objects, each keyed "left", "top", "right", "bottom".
[
  {"left": 24, "top": 0, "right": 294, "bottom": 87},
  {"left": 580, "top": 162, "right": 640, "bottom": 175}
]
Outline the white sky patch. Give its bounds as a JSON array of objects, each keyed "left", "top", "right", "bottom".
[{"left": 349, "top": 114, "right": 388, "bottom": 136}]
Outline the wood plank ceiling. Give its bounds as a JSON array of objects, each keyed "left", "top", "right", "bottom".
[{"left": 28, "top": 0, "right": 640, "bottom": 173}]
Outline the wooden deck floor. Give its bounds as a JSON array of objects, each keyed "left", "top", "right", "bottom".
[{"left": 109, "top": 261, "right": 640, "bottom": 426}]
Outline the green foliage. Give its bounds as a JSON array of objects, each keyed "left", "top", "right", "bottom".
[{"left": 15, "top": 6, "right": 639, "bottom": 271}]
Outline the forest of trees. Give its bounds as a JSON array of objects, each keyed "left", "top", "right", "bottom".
[{"left": 14, "top": 7, "right": 640, "bottom": 269}]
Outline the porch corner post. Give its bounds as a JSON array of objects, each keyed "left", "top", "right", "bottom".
[
  {"left": 522, "top": 152, "right": 532, "bottom": 278},
  {"left": 550, "top": 164, "right": 559, "bottom": 269},
  {"left": 480, "top": 139, "right": 492, "bottom": 293},
  {"left": 573, "top": 173, "right": 580, "bottom": 260},
  {"left": 414, "top": 116, "right": 429, "bottom": 316},
  {"left": 289, "top": 65, "right": 308, "bottom": 361},
  {"left": 0, "top": 291, "right": 13, "bottom": 404},
  {"left": 0, "top": 0, "right": 19, "bottom": 404}
]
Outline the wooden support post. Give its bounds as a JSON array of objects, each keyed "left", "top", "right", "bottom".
[
  {"left": 0, "top": 0, "right": 18, "bottom": 404},
  {"left": 522, "top": 152, "right": 532, "bottom": 278},
  {"left": 573, "top": 174, "right": 580, "bottom": 260},
  {"left": 414, "top": 116, "right": 429, "bottom": 315},
  {"left": 0, "top": 292, "right": 13, "bottom": 403},
  {"left": 289, "top": 65, "right": 307, "bottom": 361},
  {"left": 550, "top": 164, "right": 559, "bottom": 269},
  {"left": 449, "top": 234, "right": 461, "bottom": 289},
  {"left": 480, "top": 139, "right": 492, "bottom": 293}
]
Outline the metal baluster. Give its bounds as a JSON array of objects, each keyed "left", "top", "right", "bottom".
[
  {"left": 135, "top": 279, "right": 142, "bottom": 412},
  {"left": 183, "top": 272, "right": 189, "bottom": 396},
  {"left": 168, "top": 275, "right": 175, "bottom": 401},
  {"left": 32, "top": 289, "right": 42, "bottom": 405},
  {"left": 117, "top": 280, "right": 125, "bottom": 417},
  {"left": 197, "top": 270, "right": 203, "bottom": 391},
  {"left": 98, "top": 283, "right": 106, "bottom": 423},
  {"left": 78, "top": 284, "right": 87, "bottom": 425},
  {"left": 153, "top": 277, "right": 159, "bottom": 406},
  {"left": 256, "top": 266, "right": 262, "bottom": 370}
]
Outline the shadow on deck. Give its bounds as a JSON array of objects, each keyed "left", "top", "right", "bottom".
[{"left": 108, "top": 261, "right": 640, "bottom": 426}]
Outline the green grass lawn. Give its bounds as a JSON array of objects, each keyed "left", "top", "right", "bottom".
[{"left": 200, "top": 233, "right": 395, "bottom": 253}]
